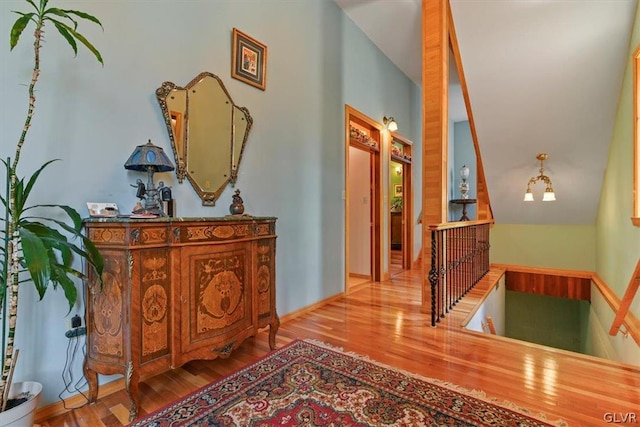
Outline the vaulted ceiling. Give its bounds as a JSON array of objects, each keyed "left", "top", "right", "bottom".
[{"left": 334, "top": 0, "right": 638, "bottom": 225}]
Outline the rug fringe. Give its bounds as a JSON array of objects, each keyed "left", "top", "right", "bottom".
[{"left": 302, "top": 338, "right": 569, "bottom": 427}]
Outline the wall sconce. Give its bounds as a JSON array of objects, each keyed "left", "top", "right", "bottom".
[
  {"left": 383, "top": 116, "right": 398, "bottom": 132},
  {"left": 125, "top": 139, "right": 175, "bottom": 216},
  {"left": 524, "top": 153, "right": 556, "bottom": 202},
  {"left": 395, "top": 165, "right": 402, "bottom": 176}
]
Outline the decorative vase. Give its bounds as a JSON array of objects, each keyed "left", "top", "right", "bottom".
[
  {"left": 459, "top": 164, "right": 470, "bottom": 199},
  {"left": 0, "top": 381, "right": 42, "bottom": 427},
  {"left": 229, "top": 189, "right": 245, "bottom": 215}
]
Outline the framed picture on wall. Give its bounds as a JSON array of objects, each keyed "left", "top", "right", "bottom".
[
  {"left": 231, "top": 28, "right": 267, "bottom": 90},
  {"left": 394, "top": 184, "right": 403, "bottom": 197}
]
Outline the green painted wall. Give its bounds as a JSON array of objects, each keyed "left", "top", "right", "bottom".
[
  {"left": 490, "top": 224, "right": 596, "bottom": 271},
  {"left": 390, "top": 160, "right": 403, "bottom": 211},
  {"left": 597, "top": 3, "right": 640, "bottom": 323},
  {"left": 505, "top": 291, "right": 590, "bottom": 353}
]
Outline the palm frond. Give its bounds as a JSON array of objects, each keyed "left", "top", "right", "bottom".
[
  {"left": 22, "top": 203, "right": 82, "bottom": 231},
  {"left": 44, "top": 8, "right": 78, "bottom": 29},
  {"left": 19, "top": 227, "right": 51, "bottom": 298},
  {"left": 19, "top": 218, "right": 104, "bottom": 287},
  {"left": 51, "top": 21, "right": 77, "bottom": 56},
  {"left": 48, "top": 257, "right": 77, "bottom": 313},
  {"left": 21, "top": 159, "right": 59, "bottom": 208},
  {"left": 43, "top": 18, "right": 102, "bottom": 64},
  {"left": 60, "top": 9, "right": 102, "bottom": 30},
  {"left": 9, "top": 13, "right": 35, "bottom": 50}
]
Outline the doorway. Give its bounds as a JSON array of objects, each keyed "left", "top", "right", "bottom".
[
  {"left": 345, "top": 105, "right": 382, "bottom": 292},
  {"left": 390, "top": 133, "right": 413, "bottom": 274},
  {"left": 390, "top": 159, "right": 404, "bottom": 275}
]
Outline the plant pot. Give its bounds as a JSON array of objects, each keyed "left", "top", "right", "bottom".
[{"left": 0, "top": 381, "right": 42, "bottom": 427}]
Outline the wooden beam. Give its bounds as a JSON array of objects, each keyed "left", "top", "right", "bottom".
[
  {"left": 421, "top": 0, "right": 449, "bottom": 311},
  {"left": 504, "top": 271, "right": 591, "bottom": 301},
  {"left": 421, "top": 0, "right": 448, "bottom": 227}
]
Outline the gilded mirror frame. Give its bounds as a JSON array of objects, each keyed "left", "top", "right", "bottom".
[{"left": 156, "top": 71, "right": 253, "bottom": 206}]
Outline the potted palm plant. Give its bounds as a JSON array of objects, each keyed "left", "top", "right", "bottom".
[{"left": 0, "top": 0, "right": 105, "bottom": 423}]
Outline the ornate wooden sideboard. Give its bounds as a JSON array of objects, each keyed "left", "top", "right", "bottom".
[{"left": 82, "top": 216, "right": 278, "bottom": 421}]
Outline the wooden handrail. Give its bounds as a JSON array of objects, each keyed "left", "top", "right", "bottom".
[
  {"left": 427, "top": 218, "right": 494, "bottom": 231},
  {"left": 591, "top": 274, "right": 640, "bottom": 346},
  {"left": 483, "top": 316, "right": 496, "bottom": 334},
  {"left": 491, "top": 263, "right": 592, "bottom": 279},
  {"left": 609, "top": 258, "right": 640, "bottom": 339}
]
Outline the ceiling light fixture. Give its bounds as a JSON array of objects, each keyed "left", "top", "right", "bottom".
[
  {"left": 383, "top": 116, "right": 398, "bottom": 132},
  {"left": 524, "top": 153, "right": 556, "bottom": 202}
]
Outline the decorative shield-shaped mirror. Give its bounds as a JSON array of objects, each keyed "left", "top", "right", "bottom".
[{"left": 156, "top": 72, "right": 253, "bottom": 206}]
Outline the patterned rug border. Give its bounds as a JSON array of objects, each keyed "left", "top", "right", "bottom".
[
  {"left": 302, "top": 338, "right": 569, "bottom": 427},
  {"left": 130, "top": 338, "right": 570, "bottom": 426}
]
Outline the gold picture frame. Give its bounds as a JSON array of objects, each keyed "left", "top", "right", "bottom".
[
  {"left": 231, "top": 28, "right": 267, "bottom": 90},
  {"left": 394, "top": 184, "right": 403, "bottom": 197}
]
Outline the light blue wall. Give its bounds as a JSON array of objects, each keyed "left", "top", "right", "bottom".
[
  {"left": 452, "top": 120, "right": 476, "bottom": 220},
  {"left": 0, "top": 0, "right": 421, "bottom": 406},
  {"left": 342, "top": 18, "right": 421, "bottom": 264}
]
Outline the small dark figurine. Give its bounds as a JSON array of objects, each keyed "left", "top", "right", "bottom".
[
  {"left": 230, "top": 189, "right": 245, "bottom": 215},
  {"left": 158, "top": 181, "right": 172, "bottom": 201},
  {"left": 132, "top": 179, "right": 146, "bottom": 198}
]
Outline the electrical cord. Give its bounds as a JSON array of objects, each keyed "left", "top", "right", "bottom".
[
  {"left": 58, "top": 261, "right": 91, "bottom": 410},
  {"left": 58, "top": 331, "right": 90, "bottom": 410}
]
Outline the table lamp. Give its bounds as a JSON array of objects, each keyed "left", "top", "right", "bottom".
[{"left": 124, "top": 139, "right": 175, "bottom": 216}]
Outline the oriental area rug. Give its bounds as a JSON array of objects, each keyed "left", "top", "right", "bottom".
[{"left": 130, "top": 339, "right": 567, "bottom": 427}]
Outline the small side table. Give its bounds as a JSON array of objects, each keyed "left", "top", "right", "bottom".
[{"left": 450, "top": 198, "right": 477, "bottom": 221}]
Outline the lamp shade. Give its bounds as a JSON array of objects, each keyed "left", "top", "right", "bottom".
[
  {"left": 460, "top": 165, "right": 470, "bottom": 180},
  {"left": 383, "top": 116, "right": 398, "bottom": 132},
  {"left": 542, "top": 188, "right": 556, "bottom": 201},
  {"left": 524, "top": 189, "right": 534, "bottom": 201},
  {"left": 124, "top": 140, "right": 175, "bottom": 172}
]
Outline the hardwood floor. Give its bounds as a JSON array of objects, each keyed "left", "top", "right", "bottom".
[
  {"left": 38, "top": 267, "right": 640, "bottom": 426},
  {"left": 390, "top": 248, "right": 403, "bottom": 275}
]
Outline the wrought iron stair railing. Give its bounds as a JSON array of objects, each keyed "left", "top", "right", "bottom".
[{"left": 427, "top": 220, "right": 492, "bottom": 326}]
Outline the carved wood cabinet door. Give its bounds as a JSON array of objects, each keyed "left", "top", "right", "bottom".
[{"left": 177, "top": 241, "right": 253, "bottom": 363}]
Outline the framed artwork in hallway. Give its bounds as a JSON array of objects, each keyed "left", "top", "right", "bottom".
[{"left": 232, "top": 28, "right": 267, "bottom": 90}]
